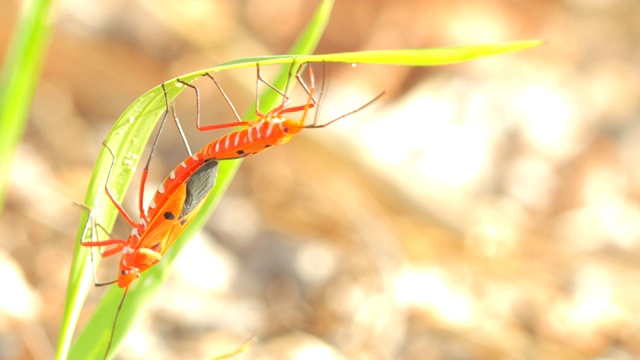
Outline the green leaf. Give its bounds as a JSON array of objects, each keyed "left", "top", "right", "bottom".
[
  {"left": 174, "top": 39, "right": 543, "bottom": 80},
  {"left": 0, "top": 0, "right": 54, "bottom": 211}
]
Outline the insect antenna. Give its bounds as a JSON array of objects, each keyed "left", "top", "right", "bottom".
[
  {"left": 298, "top": 62, "right": 385, "bottom": 129},
  {"left": 305, "top": 91, "right": 385, "bottom": 129},
  {"left": 103, "top": 287, "right": 129, "bottom": 360}
]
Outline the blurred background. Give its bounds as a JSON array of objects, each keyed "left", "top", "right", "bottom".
[{"left": 2, "top": 0, "right": 640, "bottom": 359}]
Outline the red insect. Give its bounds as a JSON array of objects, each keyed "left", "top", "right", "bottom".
[
  {"left": 81, "top": 86, "right": 220, "bottom": 359},
  {"left": 175, "top": 62, "right": 384, "bottom": 161},
  {"left": 82, "top": 61, "right": 381, "bottom": 359}
]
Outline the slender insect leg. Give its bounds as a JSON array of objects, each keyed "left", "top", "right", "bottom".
[
  {"left": 173, "top": 79, "right": 204, "bottom": 149},
  {"left": 77, "top": 204, "right": 120, "bottom": 286},
  {"left": 79, "top": 212, "right": 127, "bottom": 256},
  {"left": 255, "top": 62, "right": 292, "bottom": 116},
  {"left": 279, "top": 59, "right": 302, "bottom": 105},
  {"left": 136, "top": 86, "right": 172, "bottom": 218},
  {"left": 265, "top": 62, "right": 318, "bottom": 122},
  {"left": 293, "top": 62, "right": 315, "bottom": 126},
  {"left": 273, "top": 62, "right": 318, "bottom": 117},
  {"left": 77, "top": 203, "right": 120, "bottom": 251},
  {"left": 169, "top": 81, "right": 194, "bottom": 156},
  {"left": 295, "top": 62, "right": 318, "bottom": 108},
  {"left": 78, "top": 205, "right": 102, "bottom": 286},
  {"left": 187, "top": 73, "right": 253, "bottom": 132},
  {"left": 310, "top": 61, "right": 327, "bottom": 126},
  {"left": 102, "top": 142, "right": 137, "bottom": 227}
]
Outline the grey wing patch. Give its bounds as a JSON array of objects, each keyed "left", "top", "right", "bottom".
[{"left": 181, "top": 160, "right": 219, "bottom": 217}]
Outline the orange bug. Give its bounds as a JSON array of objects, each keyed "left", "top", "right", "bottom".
[
  {"left": 81, "top": 86, "right": 220, "bottom": 359},
  {"left": 82, "top": 61, "right": 382, "bottom": 359},
  {"left": 174, "top": 61, "right": 384, "bottom": 161}
]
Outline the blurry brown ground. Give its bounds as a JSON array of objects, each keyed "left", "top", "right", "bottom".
[{"left": 2, "top": 0, "right": 640, "bottom": 359}]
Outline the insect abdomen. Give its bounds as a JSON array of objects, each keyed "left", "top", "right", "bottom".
[{"left": 202, "top": 121, "right": 288, "bottom": 160}]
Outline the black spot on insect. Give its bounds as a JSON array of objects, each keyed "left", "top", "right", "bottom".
[
  {"left": 121, "top": 270, "right": 127, "bottom": 275},
  {"left": 164, "top": 211, "right": 175, "bottom": 220},
  {"left": 264, "top": 144, "right": 272, "bottom": 148},
  {"left": 283, "top": 127, "right": 289, "bottom": 133},
  {"left": 237, "top": 150, "right": 245, "bottom": 155},
  {"left": 180, "top": 219, "right": 188, "bottom": 225}
]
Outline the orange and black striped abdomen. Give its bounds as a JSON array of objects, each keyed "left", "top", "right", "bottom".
[{"left": 200, "top": 119, "right": 303, "bottom": 160}]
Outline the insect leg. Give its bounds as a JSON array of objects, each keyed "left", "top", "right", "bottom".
[
  {"left": 188, "top": 73, "right": 253, "bottom": 132},
  {"left": 273, "top": 62, "right": 318, "bottom": 118},
  {"left": 77, "top": 204, "right": 120, "bottom": 286},
  {"left": 255, "top": 62, "right": 292, "bottom": 116},
  {"left": 102, "top": 142, "right": 137, "bottom": 227},
  {"left": 170, "top": 80, "right": 194, "bottom": 156},
  {"left": 135, "top": 83, "right": 188, "bottom": 217}
]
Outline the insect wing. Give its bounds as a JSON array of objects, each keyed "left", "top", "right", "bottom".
[
  {"left": 182, "top": 160, "right": 219, "bottom": 215},
  {"left": 138, "top": 160, "right": 219, "bottom": 255}
]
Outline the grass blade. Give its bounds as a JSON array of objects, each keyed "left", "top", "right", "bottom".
[{"left": 0, "top": 0, "right": 54, "bottom": 211}]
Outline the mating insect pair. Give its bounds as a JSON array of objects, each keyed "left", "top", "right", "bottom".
[{"left": 80, "top": 61, "right": 383, "bottom": 359}]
